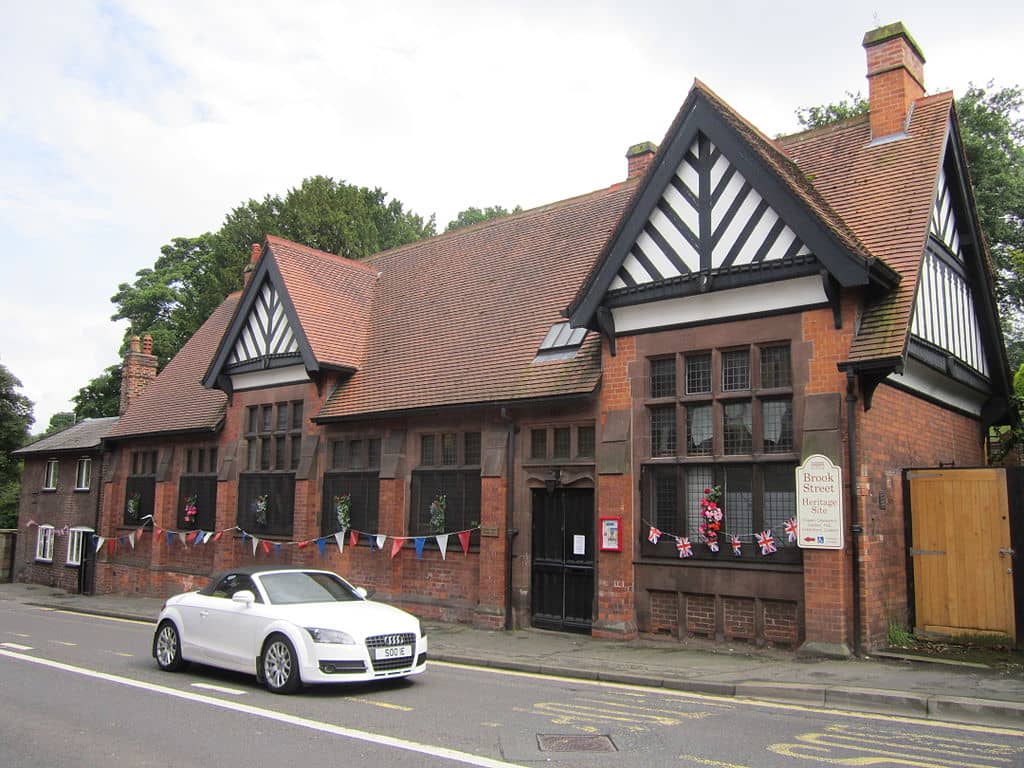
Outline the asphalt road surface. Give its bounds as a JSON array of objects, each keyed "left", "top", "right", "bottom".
[{"left": 2, "top": 601, "right": 1022, "bottom": 767}]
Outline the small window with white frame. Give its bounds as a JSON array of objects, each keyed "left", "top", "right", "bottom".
[
  {"left": 66, "top": 527, "right": 93, "bottom": 566},
  {"left": 75, "top": 458, "right": 92, "bottom": 490},
  {"left": 36, "top": 525, "right": 55, "bottom": 562},
  {"left": 43, "top": 459, "right": 58, "bottom": 490}
]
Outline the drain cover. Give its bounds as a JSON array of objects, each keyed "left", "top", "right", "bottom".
[{"left": 536, "top": 734, "right": 617, "bottom": 753}]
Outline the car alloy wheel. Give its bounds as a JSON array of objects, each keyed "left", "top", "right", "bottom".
[
  {"left": 262, "top": 635, "right": 300, "bottom": 694},
  {"left": 155, "top": 621, "right": 185, "bottom": 672}
]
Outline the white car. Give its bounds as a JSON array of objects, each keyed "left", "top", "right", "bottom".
[{"left": 152, "top": 567, "right": 427, "bottom": 693}]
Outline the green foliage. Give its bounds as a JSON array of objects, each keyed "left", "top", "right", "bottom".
[
  {"left": 72, "top": 365, "right": 122, "bottom": 420},
  {"left": 445, "top": 205, "right": 522, "bottom": 233},
  {"left": 887, "top": 621, "right": 915, "bottom": 648},
  {"left": 956, "top": 83, "right": 1024, "bottom": 314},
  {"left": 0, "top": 363, "right": 34, "bottom": 528},
  {"left": 795, "top": 91, "right": 868, "bottom": 130},
  {"left": 44, "top": 412, "right": 76, "bottom": 436}
]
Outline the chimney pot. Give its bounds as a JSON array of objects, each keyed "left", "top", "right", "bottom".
[
  {"left": 250, "top": 242, "right": 262, "bottom": 264},
  {"left": 626, "top": 141, "right": 658, "bottom": 180},
  {"left": 141, "top": 334, "right": 153, "bottom": 355},
  {"left": 863, "top": 21, "right": 925, "bottom": 140},
  {"left": 129, "top": 335, "right": 141, "bottom": 353}
]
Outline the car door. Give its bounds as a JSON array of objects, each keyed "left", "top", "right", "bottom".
[{"left": 200, "top": 574, "right": 272, "bottom": 672}]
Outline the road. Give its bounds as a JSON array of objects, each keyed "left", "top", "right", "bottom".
[{"left": 1, "top": 601, "right": 1022, "bottom": 767}]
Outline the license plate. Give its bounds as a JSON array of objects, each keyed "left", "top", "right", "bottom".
[{"left": 374, "top": 644, "right": 412, "bottom": 660}]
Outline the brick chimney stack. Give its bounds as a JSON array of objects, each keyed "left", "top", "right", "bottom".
[
  {"left": 243, "top": 242, "right": 262, "bottom": 288},
  {"left": 626, "top": 141, "right": 658, "bottom": 180},
  {"left": 863, "top": 22, "right": 925, "bottom": 140},
  {"left": 120, "top": 333, "right": 158, "bottom": 415}
]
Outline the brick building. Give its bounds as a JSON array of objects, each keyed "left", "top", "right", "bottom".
[
  {"left": 34, "top": 22, "right": 1015, "bottom": 653},
  {"left": 12, "top": 417, "right": 118, "bottom": 591}
]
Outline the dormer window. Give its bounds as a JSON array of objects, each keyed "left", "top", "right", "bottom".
[{"left": 534, "top": 322, "right": 587, "bottom": 362}]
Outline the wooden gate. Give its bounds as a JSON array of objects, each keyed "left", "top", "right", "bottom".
[{"left": 907, "top": 468, "right": 1016, "bottom": 643}]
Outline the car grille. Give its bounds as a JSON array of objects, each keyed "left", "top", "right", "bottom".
[{"left": 365, "top": 632, "right": 416, "bottom": 672}]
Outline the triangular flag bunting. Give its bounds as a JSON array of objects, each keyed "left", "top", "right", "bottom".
[
  {"left": 154, "top": 527, "right": 163, "bottom": 538},
  {"left": 349, "top": 530, "right": 359, "bottom": 548},
  {"left": 107, "top": 539, "right": 116, "bottom": 555},
  {"left": 128, "top": 532, "right": 136, "bottom": 549},
  {"left": 414, "top": 537, "right": 426, "bottom": 559},
  {"left": 436, "top": 533, "right": 449, "bottom": 560},
  {"left": 390, "top": 538, "right": 404, "bottom": 558},
  {"left": 212, "top": 530, "right": 223, "bottom": 543},
  {"left": 136, "top": 526, "right": 145, "bottom": 540},
  {"left": 274, "top": 542, "right": 282, "bottom": 552},
  {"left": 166, "top": 531, "right": 174, "bottom": 547},
  {"left": 178, "top": 532, "right": 188, "bottom": 547},
  {"left": 317, "top": 538, "right": 326, "bottom": 557},
  {"left": 297, "top": 540, "right": 309, "bottom": 549},
  {"left": 458, "top": 530, "right": 471, "bottom": 555},
  {"left": 187, "top": 531, "right": 200, "bottom": 545},
  {"left": 94, "top": 536, "right": 106, "bottom": 553},
  {"left": 334, "top": 531, "right": 345, "bottom": 553},
  {"left": 262, "top": 540, "right": 272, "bottom": 554},
  {"left": 376, "top": 534, "right": 387, "bottom": 551},
  {"left": 251, "top": 536, "right": 259, "bottom": 555}
]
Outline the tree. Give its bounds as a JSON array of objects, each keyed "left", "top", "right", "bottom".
[
  {"left": 43, "top": 412, "right": 76, "bottom": 436},
  {"left": 72, "top": 365, "right": 121, "bottom": 420},
  {"left": 0, "top": 363, "right": 34, "bottom": 527},
  {"left": 955, "top": 83, "right": 1024, "bottom": 320},
  {"left": 445, "top": 205, "right": 522, "bottom": 233},
  {"left": 106, "top": 176, "right": 436, "bottom": 371},
  {"left": 794, "top": 91, "right": 868, "bottom": 129}
]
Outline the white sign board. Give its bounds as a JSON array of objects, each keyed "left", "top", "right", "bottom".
[
  {"left": 795, "top": 454, "right": 844, "bottom": 549},
  {"left": 573, "top": 535, "right": 586, "bottom": 556}
]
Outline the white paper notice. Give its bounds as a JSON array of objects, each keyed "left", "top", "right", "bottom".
[{"left": 573, "top": 535, "right": 586, "bottom": 555}]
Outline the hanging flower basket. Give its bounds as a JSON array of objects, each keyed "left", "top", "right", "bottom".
[
  {"left": 126, "top": 492, "right": 141, "bottom": 522},
  {"left": 254, "top": 494, "right": 269, "bottom": 528},
  {"left": 429, "top": 494, "right": 447, "bottom": 534},
  {"left": 183, "top": 494, "right": 199, "bottom": 528},
  {"left": 334, "top": 494, "right": 351, "bottom": 532},
  {"left": 698, "top": 485, "right": 723, "bottom": 553}
]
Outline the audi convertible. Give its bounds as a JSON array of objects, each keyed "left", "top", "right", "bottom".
[{"left": 152, "top": 566, "right": 427, "bottom": 693}]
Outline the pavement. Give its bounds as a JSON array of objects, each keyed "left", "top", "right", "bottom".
[{"left": 1, "top": 581, "right": 1022, "bottom": 729}]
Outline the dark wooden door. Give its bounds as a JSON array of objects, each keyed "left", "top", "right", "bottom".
[{"left": 531, "top": 488, "right": 594, "bottom": 633}]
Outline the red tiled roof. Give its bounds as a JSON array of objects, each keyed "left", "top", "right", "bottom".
[
  {"left": 778, "top": 92, "right": 953, "bottom": 363},
  {"left": 108, "top": 295, "right": 239, "bottom": 439},
  {"left": 316, "top": 183, "right": 638, "bottom": 419},
  {"left": 265, "top": 235, "right": 378, "bottom": 371}
]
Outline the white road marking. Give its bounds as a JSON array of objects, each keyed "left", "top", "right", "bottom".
[
  {"left": 0, "top": 649, "right": 523, "bottom": 767},
  {"left": 1, "top": 642, "right": 33, "bottom": 651},
  {"left": 50, "top": 641, "right": 76, "bottom": 647},
  {"left": 191, "top": 683, "right": 246, "bottom": 696}
]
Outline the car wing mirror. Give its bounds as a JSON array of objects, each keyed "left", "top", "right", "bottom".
[
  {"left": 232, "top": 590, "right": 255, "bottom": 606},
  {"left": 355, "top": 587, "right": 369, "bottom": 599}
]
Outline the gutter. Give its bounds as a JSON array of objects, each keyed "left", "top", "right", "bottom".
[
  {"left": 501, "top": 407, "right": 519, "bottom": 630},
  {"left": 846, "top": 371, "right": 863, "bottom": 656}
]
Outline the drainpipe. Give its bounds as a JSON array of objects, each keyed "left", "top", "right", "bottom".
[
  {"left": 846, "top": 372, "right": 863, "bottom": 656},
  {"left": 501, "top": 408, "right": 519, "bottom": 630}
]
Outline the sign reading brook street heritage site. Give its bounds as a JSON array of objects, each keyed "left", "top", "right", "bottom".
[{"left": 795, "top": 454, "right": 844, "bottom": 549}]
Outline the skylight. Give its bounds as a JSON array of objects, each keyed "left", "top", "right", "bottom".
[{"left": 534, "top": 322, "right": 587, "bottom": 362}]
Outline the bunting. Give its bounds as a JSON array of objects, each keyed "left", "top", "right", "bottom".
[
  {"left": 784, "top": 518, "right": 798, "bottom": 544},
  {"left": 437, "top": 533, "right": 450, "bottom": 560},
  {"left": 675, "top": 537, "right": 693, "bottom": 558},
  {"left": 755, "top": 530, "right": 777, "bottom": 556}
]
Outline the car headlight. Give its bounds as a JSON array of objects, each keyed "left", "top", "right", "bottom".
[{"left": 305, "top": 627, "right": 356, "bottom": 645}]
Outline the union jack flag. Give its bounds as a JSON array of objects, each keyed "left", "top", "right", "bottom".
[
  {"left": 756, "top": 530, "right": 777, "bottom": 555},
  {"left": 707, "top": 538, "right": 720, "bottom": 553},
  {"left": 675, "top": 537, "right": 693, "bottom": 558},
  {"left": 648, "top": 527, "right": 662, "bottom": 544},
  {"left": 784, "top": 518, "right": 798, "bottom": 543},
  {"left": 731, "top": 535, "right": 742, "bottom": 556}
]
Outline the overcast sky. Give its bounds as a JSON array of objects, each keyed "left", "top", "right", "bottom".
[{"left": 1, "top": 1, "right": 1021, "bottom": 430}]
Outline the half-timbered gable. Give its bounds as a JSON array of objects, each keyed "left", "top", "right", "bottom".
[{"left": 568, "top": 80, "right": 899, "bottom": 339}]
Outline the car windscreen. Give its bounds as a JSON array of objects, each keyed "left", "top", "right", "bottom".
[{"left": 258, "top": 572, "right": 362, "bottom": 605}]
